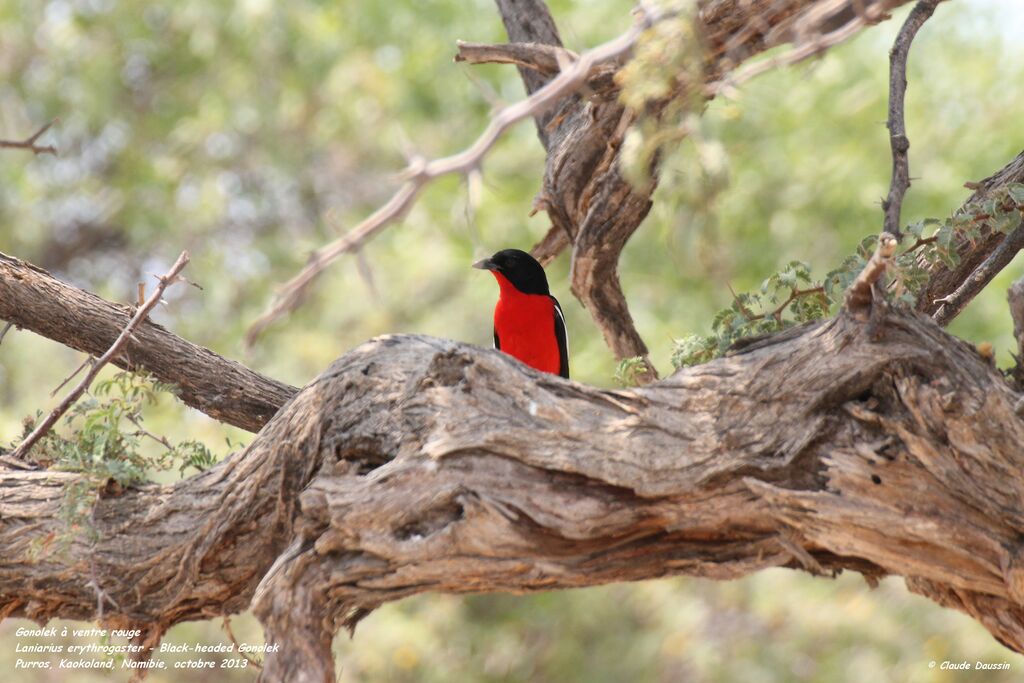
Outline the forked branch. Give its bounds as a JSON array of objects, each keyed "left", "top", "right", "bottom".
[{"left": 0, "top": 120, "right": 57, "bottom": 156}]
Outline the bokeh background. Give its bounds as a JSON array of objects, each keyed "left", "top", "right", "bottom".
[{"left": 2, "top": 0, "right": 1024, "bottom": 680}]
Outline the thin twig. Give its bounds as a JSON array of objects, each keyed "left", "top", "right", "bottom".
[
  {"left": 733, "top": 285, "right": 827, "bottom": 324},
  {"left": 222, "top": 617, "right": 263, "bottom": 669},
  {"left": 50, "top": 356, "right": 96, "bottom": 397},
  {"left": 0, "top": 321, "right": 13, "bottom": 345},
  {"left": 245, "top": 7, "right": 667, "bottom": 345},
  {"left": 126, "top": 413, "right": 175, "bottom": 452},
  {"left": 933, "top": 221, "right": 1024, "bottom": 326},
  {"left": 0, "top": 120, "right": 58, "bottom": 156},
  {"left": 903, "top": 234, "right": 938, "bottom": 255},
  {"left": 11, "top": 252, "right": 190, "bottom": 460},
  {"left": 767, "top": 287, "right": 826, "bottom": 322},
  {"left": 881, "top": 0, "right": 946, "bottom": 241},
  {"left": 704, "top": 5, "right": 886, "bottom": 99}
]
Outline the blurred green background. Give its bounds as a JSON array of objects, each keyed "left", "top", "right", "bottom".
[{"left": 2, "top": 0, "right": 1024, "bottom": 680}]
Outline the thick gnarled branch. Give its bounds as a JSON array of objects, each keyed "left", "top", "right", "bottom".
[
  {"left": 4, "top": 302, "right": 1024, "bottom": 681},
  {"left": 251, "top": 311, "right": 1024, "bottom": 680}
]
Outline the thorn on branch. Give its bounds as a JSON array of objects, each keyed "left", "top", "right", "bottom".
[
  {"left": 0, "top": 119, "right": 59, "bottom": 156},
  {"left": 844, "top": 233, "right": 898, "bottom": 319}
]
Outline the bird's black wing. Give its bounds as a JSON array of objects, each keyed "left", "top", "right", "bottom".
[
  {"left": 551, "top": 296, "right": 569, "bottom": 379},
  {"left": 493, "top": 328, "right": 500, "bottom": 350}
]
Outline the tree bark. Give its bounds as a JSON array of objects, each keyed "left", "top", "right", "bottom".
[
  {"left": 0, "top": 252, "right": 297, "bottom": 433},
  {"left": 4, "top": 3, "right": 1023, "bottom": 682},
  {"left": 4, "top": 301, "right": 1024, "bottom": 680}
]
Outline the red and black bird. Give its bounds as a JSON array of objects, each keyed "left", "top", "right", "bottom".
[{"left": 474, "top": 248, "right": 569, "bottom": 379}]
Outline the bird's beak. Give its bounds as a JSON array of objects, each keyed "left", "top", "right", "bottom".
[{"left": 472, "top": 257, "right": 496, "bottom": 271}]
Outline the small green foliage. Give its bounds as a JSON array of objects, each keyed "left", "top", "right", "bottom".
[
  {"left": 11, "top": 370, "right": 231, "bottom": 555},
  {"left": 671, "top": 261, "right": 829, "bottom": 368},
  {"left": 670, "top": 334, "right": 718, "bottom": 369},
  {"left": 672, "top": 183, "right": 1024, "bottom": 369},
  {"left": 614, "top": 356, "right": 649, "bottom": 387}
]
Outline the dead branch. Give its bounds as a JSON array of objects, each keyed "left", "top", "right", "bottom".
[
  {"left": 493, "top": 0, "right": 565, "bottom": 141},
  {"left": 0, "top": 252, "right": 297, "bottom": 432},
  {"left": 0, "top": 120, "right": 58, "bottom": 156},
  {"left": 917, "top": 150, "right": 1024, "bottom": 321},
  {"left": 881, "top": 0, "right": 946, "bottom": 240},
  {"left": 454, "top": 41, "right": 575, "bottom": 77},
  {"left": 10, "top": 252, "right": 192, "bottom": 460},
  {"left": 845, "top": 233, "right": 898, "bottom": 315},
  {"left": 932, "top": 220, "right": 1024, "bottom": 326}
]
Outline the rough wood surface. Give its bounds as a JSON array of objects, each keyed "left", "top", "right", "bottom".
[
  {"left": 253, "top": 309, "right": 1024, "bottom": 679},
  {"left": 0, "top": 252, "right": 298, "bottom": 433},
  {"left": 3, "top": 303, "right": 1024, "bottom": 681}
]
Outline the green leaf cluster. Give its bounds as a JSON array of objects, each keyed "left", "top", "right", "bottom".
[
  {"left": 671, "top": 182, "right": 1024, "bottom": 369},
  {"left": 671, "top": 260, "right": 829, "bottom": 367},
  {"left": 12, "top": 370, "right": 222, "bottom": 550}
]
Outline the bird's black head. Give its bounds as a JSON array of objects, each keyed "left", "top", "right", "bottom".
[{"left": 473, "top": 248, "right": 550, "bottom": 295}]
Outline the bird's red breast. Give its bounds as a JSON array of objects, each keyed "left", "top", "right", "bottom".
[{"left": 491, "top": 271, "right": 562, "bottom": 376}]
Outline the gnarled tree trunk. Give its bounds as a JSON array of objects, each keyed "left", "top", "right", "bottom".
[{"left": 4, "top": 301, "right": 1024, "bottom": 681}]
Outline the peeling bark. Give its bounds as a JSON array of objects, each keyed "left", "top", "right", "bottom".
[
  {"left": 253, "top": 310, "right": 1024, "bottom": 679},
  {"left": 3, "top": 304, "right": 1024, "bottom": 681}
]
